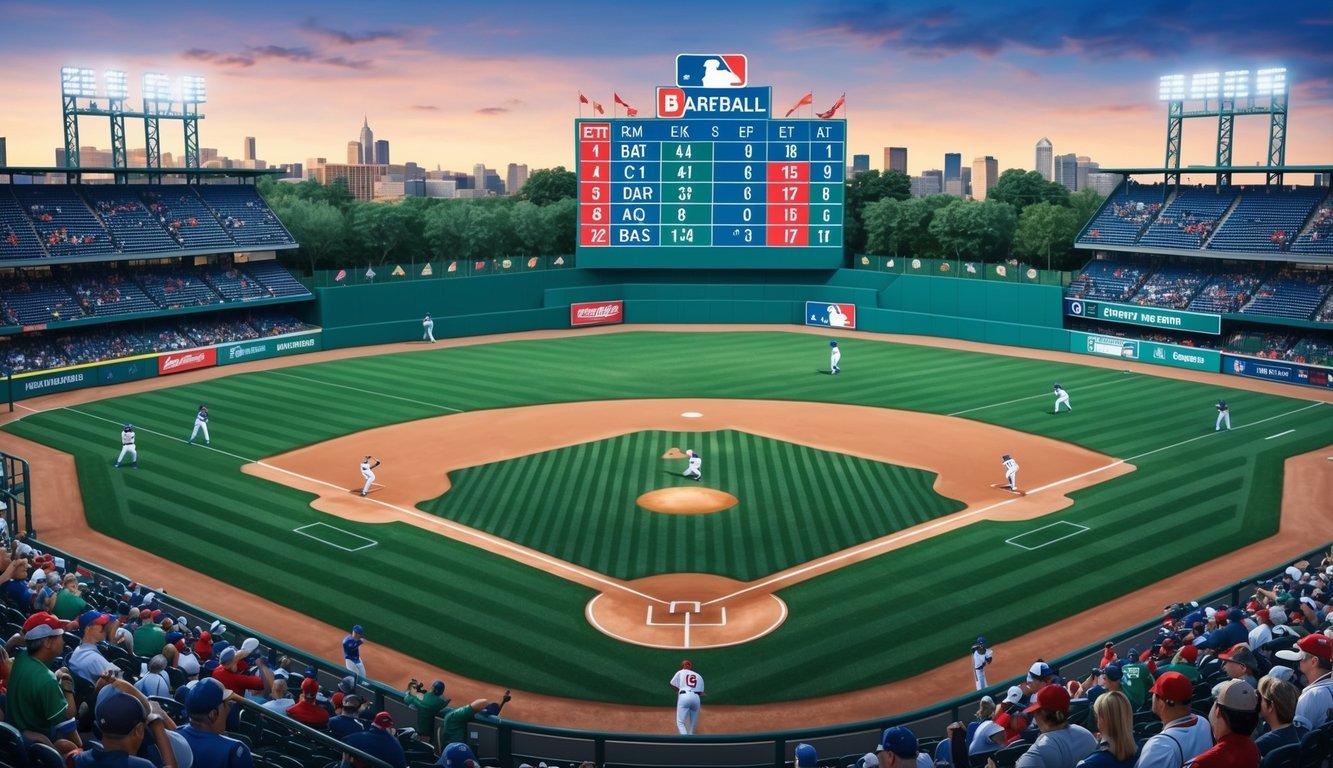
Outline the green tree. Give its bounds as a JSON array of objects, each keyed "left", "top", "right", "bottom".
[
  {"left": 520, "top": 167, "right": 577, "bottom": 206},
  {"left": 1013, "top": 201, "right": 1082, "bottom": 270},
  {"left": 929, "top": 199, "right": 1018, "bottom": 261},
  {"left": 270, "top": 198, "right": 347, "bottom": 275},
  {"left": 844, "top": 170, "right": 911, "bottom": 257},
  {"left": 1068, "top": 188, "right": 1106, "bottom": 227},
  {"left": 351, "top": 203, "right": 413, "bottom": 265},
  {"left": 989, "top": 169, "right": 1070, "bottom": 214},
  {"left": 543, "top": 198, "right": 577, "bottom": 255}
]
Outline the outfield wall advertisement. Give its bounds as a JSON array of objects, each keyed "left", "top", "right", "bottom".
[
  {"left": 1064, "top": 298, "right": 1220, "bottom": 335},
  {"left": 570, "top": 300, "right": 624, "bottom": 327},
  {"left": 217, "top": 331, "right": 324, "bottom": 366},
  {"left": 1069, "top": 332, "right": 1220, "bottom": 372},
  {"left": 12, "top": 356, "right": 158, "bottom": 400},
  {"left": 804, "top": 301, "right": 856, "bottom": 329},
  {"left": 1223, "top": 354, "right": 1333, "bottom": 389}
]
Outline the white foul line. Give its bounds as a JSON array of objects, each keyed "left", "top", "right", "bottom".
[
  {"left": 1265, "top": 429, "right": 1295, "bottom": 440},
  {"left": 947, "top": 376, "right": 1137, "bottom": 417}
]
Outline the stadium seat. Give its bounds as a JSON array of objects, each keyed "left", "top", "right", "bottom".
[
  {"left": 149, "top": 695, "right": 184, "bottom": 723},
  {"left": 24, "top": 744, "right": 63, "bottom": 768},
  {"left": 1297, "top": 725, "right": 1331, "bottom": 768},
  {"left": 991, "top": 741, "right": 1031, "bottom": 768},
  {"left": 0, "top": 721, "right": 27, "bottom": 768},
  {"left": 1261, "top": 743, "right": 1300, "bottom": 768}
]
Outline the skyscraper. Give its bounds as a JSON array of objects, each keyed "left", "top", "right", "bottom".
[
  {"left": 374, "top": 139, "right": 389, "bottom": 165},
  {"left": 944, "top": 153, "right": 961, "bottom": 191},
  {"left": 851, "top": 154, "right": 870, "bottom": 176},
  {"left": 243, "top": 137, "right": 256, "bottom": 162},
  {"left": 347, "top": 141, "right": 361, "bottom": 165},
  {"left": 1054, "top": 153, "right": 1079, "bottom": 191},
  {"left": 1077, "top": 156, "right": 1098, "bottom": 192},
  {"left": 1, "top": 136, "right": 10, "bottom": 167},
  {"left": 359, "top": 117, "right": 374, "bottom": 165},
  {"left": 971, "top": 156, "right": 998, "bottom": 200},
  {"left": 885, "top": 147, "right": 907, "bottom": 174},
  {"left": 506, "top": 163, "right": 529, "bottom": 196},
  {"left": 1035, "top": 138, "right": 1053, "bottom": 181},
  {"left": 960, "top": 167, "right": 972, "bottom": 197}
]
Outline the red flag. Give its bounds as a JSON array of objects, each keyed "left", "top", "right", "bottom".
[
  {"left": 817, "top": 93, "right": 846, "bottom": 119},
  {"left": 785, "top": 92, "right": 813, "bottom": 118},
  {"left": 592, "top": 101, "right": 604, "bottom": 115},
  {"left": 334, "top": 269, "right": 346, "bottom": 282},
  {"left": 614, "top": 93, "right": 638, "bottom": 117},
  {"left": 578, "top": 92, "right": 589, "bottom": 105}
]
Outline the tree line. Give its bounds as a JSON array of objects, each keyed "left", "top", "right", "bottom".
[{"left": 260, "top": 165, "right": 1104, "bottom": 274}]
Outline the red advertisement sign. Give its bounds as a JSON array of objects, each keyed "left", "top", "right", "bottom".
[
  {"left": 570, "top": 300, "right": 624, "bottom": 327},
  {"left": 158, "top": 348, "right": 216, "bottom": 375}
]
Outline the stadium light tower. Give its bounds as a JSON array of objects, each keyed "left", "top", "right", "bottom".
[
  {"left": 1158, "top": 67, "right": 1291, "bottom": 188},
  {"left": 106, "top": 70, "right": 130, "bottom": 174},
  {"left": 142, "top": 73, "right": 172, "bottom": 172},
  {"left": 60, "top": 66, "right": 96, "bottom": 170},
  {"left": 180, "top": 75, "right": 206, "bottom": 170}
]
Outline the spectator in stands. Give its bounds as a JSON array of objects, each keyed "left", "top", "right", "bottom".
[
  {"left": 1134, "top": 672, "right": 1212, "bottom": 768},
  {"left": 134, "top": 612, "right": 167, "bottom": 659},
  {"left": 1156, "top": 645, "right": 1201, "bottom": 682},
  {"left": 1022, "top": 661, "right": 1059, "bottom": 705},
  {"left": 51, "top": 572, "right": 89, "bottom": 619},
  {"left": 1247, "top": 609, "right": 1274, "bottom": 650},
  {"left": 8, "top": 611, "right": 83, "bottom": 749},
  {"left": 329, "top": 694, "right": 366, "bottom": 739},
  {"left": 211, "top": 647, "right": 272, "bottom": 702},
  {"left": 1216, "top": 643, "right": 1261, "bottom": 690},
  {"left": 440, "top": 698, "right": 490, "bottom": 746},
  {"left": 69, "top": 610, "right": 121, "bottom": 684},
  {"left": 1074, "top": 690, "right": 1135, "bottom": 768},
  {"left": 179, "top": 678, "right": 252, "bottom": 768},
  {"left": 1076, "top": 663, "right": 1122, "bottom": 706},
  {"left": 285, "top": 677, "right": 331, "bottom": 729},
  {"left": 404, "top": 679, "right": 449, "bottom": 740},
  {"left": 342, "top": 711, "right": 406, "bottom": 768},
  {"left": 1191, "top": 679, "right": 1259, "bottom": 768},
  {"left": 1254, "top": 676, "right": 1305, "bottom": 757},
  {"left": 1012, "top": 684, "right": 1096, "bottom": 768},
  {"left": 1275, "top": 633, "right": 1333, "bottom": 730},
  {"left": 77, "top": 688, "right": 175, "bottom": 768},
  {"left": 260, "top": 678, "right": 293, "bottom": 715},
  {"left": 135, "top": 655, "right": 173, "bottom": 699},
  {"left": 875, "top": 725, "right": 932, "bottom": 768}
]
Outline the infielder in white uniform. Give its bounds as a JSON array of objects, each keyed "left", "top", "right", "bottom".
[
  {"left": 1053, "top": 384, "right": 1071, "bottom": 413},
  {"left": 359, "top": 455, "right": 381, "bottom": 496},
  {"left": 1000, "top": 454, "right": 1019, "bottom": 493},
  {"left": 829, "top": 340, "right": 841, "bottom": 374},
  {"left": 422, "top": 313, "right": 435, "bottom": 343},
  {"left": 115, "top": 424, "right": 138, "bottom": 469},
  {"left": 188, "top": 405, "right": 210, "bottom": 445},
  {"left": 683, "top": 450, "right": 702, "bottom": 481},
  {"left": 972, "top": 636, "right": 994, "bottom": 690},
  {"left": 670, "top": 660, "right": 704, "bottom": 734},
  {"left": 1215, "top": 399, "right": 1230, "bottom": 431}
]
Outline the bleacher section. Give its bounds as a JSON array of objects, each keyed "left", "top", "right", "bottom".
[
  {"left": 67, "top": 272, "right": 160, "bottom": 317},
  {"left": 1078, "top": 183, "right": 1164, "bottom": 246},
  {"left": 243, "top": 259, "right": 312, "bottom": 298},
  {"left": 0, "top": 276, "right": 86, "bottom": 325},
  {"left": 135, "top": 265, "right": 225, "bottom": 309},
  {"left": 202, "top": 264, "right": 271, "bottom": 301},
  {"left": 82, "top": 186, "right": 183, "bottom": 254},
  {"left": 12, "top": 184, "right": 118, "bottom": 259},
  {"left": 1291, "top": 200, "right": 1333, "bottom": 256},
  {"left": 1241, "top": 268, "right": 1333, "bottom": 320},
  {"left": 1065, "top": 259, "right": 1148, "bottom": 302},
  {"left": 1128, "top": 263, "right": 1211, "bottom": 309},
  {"left": 197, "top": 185, "right": 296, "bottom": 248},
  {"left": 0, "top": 187, "right": 48, "bottom": 260},
  {"left": 141, "top": 188, "right": 238, "bottom": 251},
  {"left": 1207, "top": 186, "right": 1326, "bottom": 253},
  {"left": 1187, "top": 268, "right": 1268, "bottom": 314},
  {"left": 1137, "top": 187, "right": 1238, "bottom": 250}
]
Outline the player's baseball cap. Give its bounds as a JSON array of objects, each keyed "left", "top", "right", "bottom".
[
  {"left": 1150, "top": 671, "right": 1192, "bottom": 704},
  {"left": 681, "top": 660, "right": 692, "bottom": 669},
  {"left": 877, "top": 726, "right": 917, "bottom": 757},
  {"left": 977, "top": 636, "right": 987, "bottom": 645},
  {"left": 795, "top": 743, "right": 817, "bottom": 767},
  {"left": 1025, "top": 684, "right": 1070, "bottom": 714},
  {"left": 352, "top": 624, "right": 364, "bottom": 634},
  {"left": 829, "top": 340, "right": 838, "bottom": 347},
  {"left": 1276, "top": 633, "right": 1333, "bottom": 662},
  {"left": 23, "top": 612, "right": 69, "bottom": 641},
  {"left": 1215, "top": 679, "right": 1258, "bottom": 711},
  {"left": 438, "top": 742, "right": 477, "bottom": 768}
]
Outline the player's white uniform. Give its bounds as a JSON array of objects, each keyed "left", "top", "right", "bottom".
[
  {"left": 1215, "top": 401, "right": 1230, "bottom": 431},
  {"left": 973, "top": 646, "right": 994, "bottom": 690},
  {"left": 830, "top": 346, "right": 841, "bottom": 374},
  {"left": 1002, "top": 456, "right": 1019, "bottom": 491},
  {"left": 189, "top": 407, "right": 210, "bottom": 445},
  {"left": 115, "top": 428, "right": 138, "bottom": 468},
  {"left": 360, "top": 458, "right": 379, "bottom": 496},
  {"left": 422, "top": 314, "right": 435, "bottom": 342},
  {"left": 670, "top": 667, "right": 705, "bottom": 734},
  {"left": 683, "top": 451, "right": 702, "bottom": 481},
  {"left": 1053, "top": 385, "right": 1071, "bottom": 413}
]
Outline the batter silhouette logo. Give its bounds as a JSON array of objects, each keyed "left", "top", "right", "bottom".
[{"left": 676, "top": 54, "right": 747, "bottom": 88}]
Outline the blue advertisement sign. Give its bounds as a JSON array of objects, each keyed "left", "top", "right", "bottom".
[
  {"left": 1223, "top": 354, "right": 1333, "bottom": 389},
  {"left": 804, "top": 301, "right": 856, "bottom": 329}
]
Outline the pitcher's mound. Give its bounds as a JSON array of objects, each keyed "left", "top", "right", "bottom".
[
  {"left": 637, "top": 487, "right": 738, "bottom": 514},
  {"left": 662, "top": 447, "right": 688, "bottom": 459}
]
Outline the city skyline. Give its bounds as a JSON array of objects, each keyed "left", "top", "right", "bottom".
[{"left": 0, "top": 1, "right": 1330, "bottom": 181}]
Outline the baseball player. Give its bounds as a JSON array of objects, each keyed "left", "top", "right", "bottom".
[
  {"left": 422, "top": 313, "right": 435, "bottom": 343},
  {"left": 359, "top": 455, "right": 381, "bottom": 497},
  {"left": 1053, "top": 383, "right": 1071, "bottom": 413},
  {"left": 343, "top": 624, "right": 366, "bottom": 678},
  {"left": 188, "top": 404, "right": 210, "bottom": 445},
  {"left": 829, "top": 340, "right": 841, "bottom": 374},
  {"left": 972, "top": 636, "right": 994, "bottom": 690},
  {"left": 114, "top": 424, "right": 138, "bottom": 469},
  {"left": 1000, "top": 454, "right": 1019, "bottom": 493},
  {"left": 683, "top": 449, "right": 702, "bottom": 481},
  {"left": 670, "top": 659, "right": 704, "bottom": 734},
  {"left": 1215, "top": 399, "right": 1231, "bottom": 431}
]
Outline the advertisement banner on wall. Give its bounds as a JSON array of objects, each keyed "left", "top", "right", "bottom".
[
  {"left": 570, "top": 300, "right": 624, "bottom": 327},
  {"left": 1069, "top": 332, "right": 1220, "bottom": 372},
  {"left": 804, "top": 301, "right": 856, "bottom": 329},
  {"left": 158, "top": 348, "right": 216, "bottom": 376},
  {"left": 1223, "top": 354, "right": 1333, "bottom": 389},
  {"left": 13, "top": 356, "right": 157, "bottom": 401},
  {"left": 217, "top": 331, "right": 323, "bottom": 366},
  {"left": 1064, "top": 298, "right": 1220, "bottom": 335}
]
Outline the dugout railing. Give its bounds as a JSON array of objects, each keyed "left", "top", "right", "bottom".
[{"left": 20, "top": 537, "right": 1329, "bottom": 768}]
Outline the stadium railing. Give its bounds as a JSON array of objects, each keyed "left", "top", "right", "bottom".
[{"left": 26, "top": 536, "right": 1329, "bottom": 768}]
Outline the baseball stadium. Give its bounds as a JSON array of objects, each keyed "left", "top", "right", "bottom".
[{"left": 1, "top": 54, "right": 1332, "bottom": 768}]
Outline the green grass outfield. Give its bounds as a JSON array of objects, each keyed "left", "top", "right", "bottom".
[{"left": 4, "top": 331, "right": 1329, "bottom": 706}]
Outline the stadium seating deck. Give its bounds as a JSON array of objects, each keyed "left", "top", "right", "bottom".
[
  {"left": 0, "top": 187, "right": 49, "bottom": 260},
  {"left": 1241, "top": 268, "right": 1333, "bottom": 320},
  {"left": 0, "top": 276, "right": 86, "bottom": 325},
  {"left": 243, "top": 260, "right": 312, "bottom": 298},
  {"left": 197, "top": 186, "right": 297, "bottom": 248},
  {"left": 203, "top": 264, "right": 272, "bottom": 301},
  {"left": 1207, "top": 186, "right": 1326, "bottom": 253},
  {"left": 1138, "top": 187, "right": 1238, "bottom": 250},
  {"left": 1065, "top": 259, "right": 1149, "bottom": 302},
  {"left": 1187, "top": 268, "right": 1268, "bottom": 314},
  {"left": 12, "top": 185, "right": 118, "bottom": 259},
  {"left": 1127, "top": 263, "right": 1212, "bottom": 310},
  {"left": 1291, "top": 199, "right": 1333, "bottom": 255},
  {"left": 81, "top": 186, "right": 183, "bottom": 255},
  {"left": 1077, "top": 183, "right": 1165, "bottom": 246},
  {"left": 135, "top": 265, "right": 227, "bottom": 309},
  {"left": 140, "top": 188, "right": 239, "bottom": 251},
  {"left": 68, "top": 272, "right": 160, "bottom": 317}
]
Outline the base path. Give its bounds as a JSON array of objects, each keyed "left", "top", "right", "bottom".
[{"left": 1, "top": 325, "right": 1327, "bottom": 735}]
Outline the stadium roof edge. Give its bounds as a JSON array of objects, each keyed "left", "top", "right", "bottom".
[
  {"left": 1098, "top": 165, "right": 1333, "bottom": 174},
  {"left": 0, "top": 166, "right": 283, "bottom": 178}
]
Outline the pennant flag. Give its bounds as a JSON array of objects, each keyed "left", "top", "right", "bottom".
[
  {"left": 421, "top": 263, "right": 434, "bottom": 276},
  {"left": 817, "top": 93, "right": 846, "bottom": 119},
  {"left": 447, "top": 261, "right": 457, "bottom": 273},
  {"left": 554, "top": 256, "right": 565, "bottom": 266},
  {"left": 592, "top": 101, "right": 604, "bottom": 115},
  {"left": 365, "top": 266, "right": 376, "bottom": 279},
  {"left": 334, "top": 269, "right": 346, "bottom": 282},
  {"left": 785, "top": 92, "right": 813, "bottom": 118},
  {"left": 579, "top": 91, "right": 589, "bottom": 105},
  {"left": 526, "top": 257, "right": 539, "bottom": 268},
  {"left": 614, "top": 93, "right": 638, "bottom": 117},
  {"left": 391, "top": 265, "right": 405, "bottom": 276}
]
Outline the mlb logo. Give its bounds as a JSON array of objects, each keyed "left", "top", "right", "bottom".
[{"left": 676, "top": 54, "right": 747, "bottom": 88}]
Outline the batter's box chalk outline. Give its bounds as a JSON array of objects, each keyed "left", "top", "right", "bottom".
[
  {"left": 293, "top": 522, "right": 379, "bottom": 552},
  {"left": 1005, "top": 520, "right": 1090, "bottom": 551},
  {"left": 647, "top": 605, "right": 728, "bottom": 627}
]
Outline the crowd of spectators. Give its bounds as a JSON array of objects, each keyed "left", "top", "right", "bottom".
[
  {"left": 1129, "top": 266, "right": 1210, "bottom": 310},
  {"left": 1109, "top": 200, "right": 1161, "bottom": 225},
  {"left": 1065, "top": 262, "right": 1149, "bottom": 302},
  {"left": 1190, "top": 270, "right": 1266, "bottom": 314},
  {"left": 0, "top": 314, "right": 313, "bottom": 375}
]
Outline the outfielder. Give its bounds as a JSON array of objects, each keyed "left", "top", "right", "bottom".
[
  {"left": 422, "top": 313, "right": 435, "bottom": 343},
  {"left": 1215, "top": 399, "right": 1231, "bottom": 431},
  {"left": 1053, "top": 383, "right": 1071, "bottom": 413},
  {"left": 972, "top": 636, "right": 994, "bottom": 690},
  {"left": 683, "top": 449, "right": 702, "bottom": 481},
  {"left": 359, "top": 455, "right": 381, "bottom": 497},
  {"left": 188, "top": 404, "right": 210, "bottom": 445},
  {"left": 1000, "top": 454, "right": 1019, "bottom": 493},
  {"left": 670, "top": 659, "right": 705, "bottom": 734},
  {"left": 115, "top": 424, "right": 138, "bottom": 469},
  {"left": 829, "top": 340, "right": 841, "bottom": 374}
]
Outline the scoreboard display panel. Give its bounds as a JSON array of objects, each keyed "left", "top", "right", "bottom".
[{"left": 576, "top": 117, "right": 847, "bottom": 269}]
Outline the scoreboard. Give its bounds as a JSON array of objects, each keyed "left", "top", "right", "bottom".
[{"left": 576, "top": 117, "right": 847, "bottom": 269}]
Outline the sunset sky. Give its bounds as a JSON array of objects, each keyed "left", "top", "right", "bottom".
[{"left": 1, "top": 0, "right": 1330, "bottom": 180}]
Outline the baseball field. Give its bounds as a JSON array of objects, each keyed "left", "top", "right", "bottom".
[{"left": 2, "top": 328, "right": 1330, "bottom": 726}]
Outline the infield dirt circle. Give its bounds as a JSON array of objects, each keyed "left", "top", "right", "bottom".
[{"left": 636, "top": 486, "right": 739, "bottom": 514}]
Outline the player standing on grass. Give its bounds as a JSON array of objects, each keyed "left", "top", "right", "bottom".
[
  {"left": 1053, "top": 384, "right": 1071, "bottom": 413},
  {"left": 829, "top": 340, "right": 841, "bottom": 374},
  {"left": 359, "top": 455, "right": 381, "bottom": 497},
  {"left": 1215, "top": 399, "right": 1231, "bottom": 431},
  {"left": 188, "top": 405, "right": 210, "bottom": 446},
  {"left": 114, "top": 424, "right": 138, "bottom": 469}
]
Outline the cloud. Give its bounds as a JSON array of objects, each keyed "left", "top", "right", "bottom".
[
  {"left": 411, "top": 105, "right": 440, "bottom": 111},
  {"left": 181, "top": 45, "right": 372, "bottom": 70},
  {"left": 183, "top": 49, "right": 256, "bottom": 68},
  {"left": 476, "top": 107, "right": 510, "bottom": 115},
  {"left": 300, "top": 18, "right": 410, "bottom": 45}
]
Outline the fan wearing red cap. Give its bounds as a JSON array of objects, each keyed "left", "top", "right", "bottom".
[
  {"left": 1136, "top": 672, "right": 1213, "bottom": 768},
  {"left": 285, "top": 676, "right": 330, "bottom": 728},
  {"left": 343, "top": 711, "right": 407, "bottom": 768},
  {"left": 1275, "top": 633, "right": 1333, "bottom": 730},
  {"left": 1017, "top": 684, "right": 1097, "bottom": 766},
  {"left": 8, "top": 612, "right": 83, "bottom": 746}
]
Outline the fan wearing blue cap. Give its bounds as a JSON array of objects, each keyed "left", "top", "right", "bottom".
[
  {"left": 405, "top": 678, "right": 449, "bottom": 735},
  {"left": 344, "top": 624, "right": 366, "bottom": 678},
  {"left": 794, "top": 742, "right": 817, "bottom": 767},
  {"left": 115, "top": 423, "right": 138, "bottom": 469},
  {"left": 972, "top": 636, "right": 994, "bottom": 690},
  {"left": 69, "top": 610, "right": 119, "bottom": 685},
  {"left": 876, "top": 726, "right": 931, "bottom": 768},
  {"left": 179, "top": 678, "right": 252, "bottom": 768},
  {"left": 437, "top": 742, "right": 477, "bottom": 768}
]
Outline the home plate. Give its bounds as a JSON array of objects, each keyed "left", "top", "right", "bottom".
[{"left": 681, "top": 412, "right": 703, "bottom": 418}]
